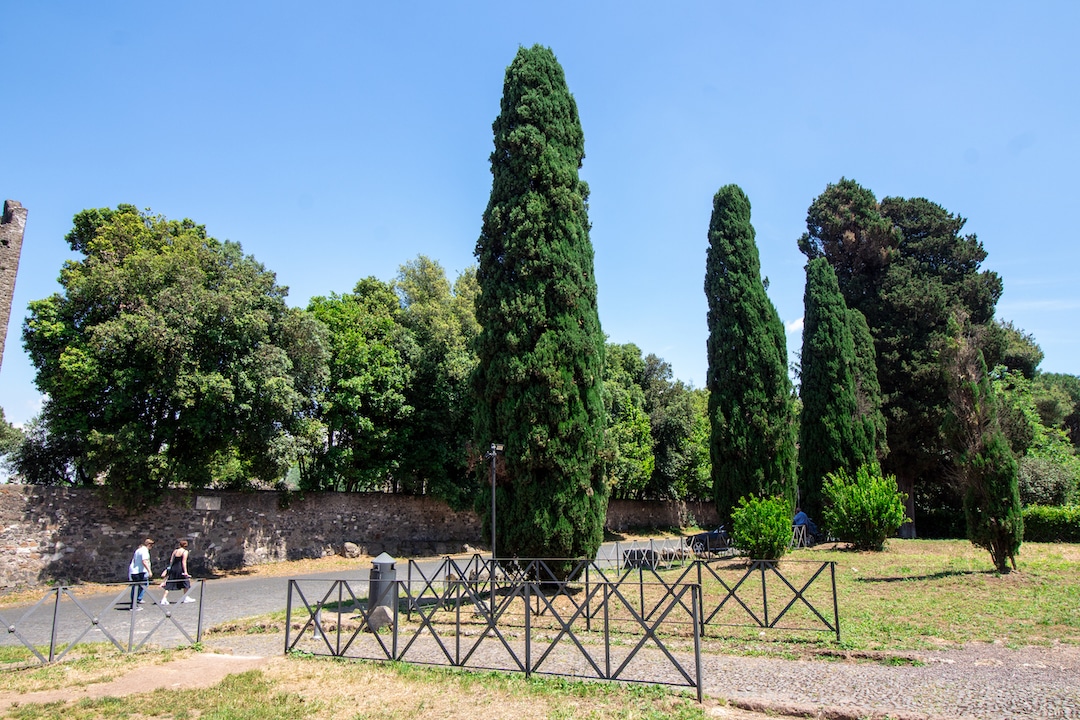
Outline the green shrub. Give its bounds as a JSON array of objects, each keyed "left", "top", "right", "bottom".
[
  {"left": 822, "top": 464, "right": 908, "bottom": 551},
  {"left": 730, "top": 495, "right": 791, "bottom": 560},
  {"left": 1018, "top": 456, "right": 1077, "bottom": 507},
  {"left": 1022, "top": 505, "right": 1080, "bottom": 543}
]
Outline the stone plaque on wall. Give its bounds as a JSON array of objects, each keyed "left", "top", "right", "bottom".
[{"left": 195, "top": 496, "right": 221, "bottom": 511}]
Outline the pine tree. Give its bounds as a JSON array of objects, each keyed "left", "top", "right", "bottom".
[
  {"left": 798, "top": 258, "right": 873, "bottom": 519},
  {"left": 705, "top": 185, "right": 797, "bottom": 520},
  {"left": 472, "top": 46, "right": 607, "bottom": 568}
]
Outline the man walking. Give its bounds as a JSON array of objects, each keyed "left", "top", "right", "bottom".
[{"left": 128, "top": 538, "right": 154, "bottom": 608}]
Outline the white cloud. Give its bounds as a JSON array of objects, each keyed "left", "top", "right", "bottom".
[{"left": 785, "top": 317, "right": 804, "bottom": 334}]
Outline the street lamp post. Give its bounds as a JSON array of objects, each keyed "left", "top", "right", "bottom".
[
  {"left": 487, "top": 443, "right": 504, "bottom": 560},
  {"left": 486, "top": 442, "right": 504, "bottom": 618}
]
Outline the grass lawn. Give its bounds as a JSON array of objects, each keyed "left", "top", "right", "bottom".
[{"left": 794, "top": 539, "right": 1080, "bottom": 650}]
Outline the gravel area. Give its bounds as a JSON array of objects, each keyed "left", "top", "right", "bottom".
[{"left": 202, "top": 631, "right": 1080, "bottom": 719}]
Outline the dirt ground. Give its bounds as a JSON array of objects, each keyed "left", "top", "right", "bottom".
[
  {"left": 0, "top": 646, "right": 786, "bottom": 719},
  {"left": 0, "top": 653, "right": 276, "bottom": 711}
]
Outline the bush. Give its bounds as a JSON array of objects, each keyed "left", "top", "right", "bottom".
[
  {"left": 822, "top": 464, "right": 908, "bottom": 551},
  {"left": 1018, "top": 456, "right": 1077, "bottom": 507},
  {"left": 730, "top": 495, "right": 791, "bottom": 560},
  {"left": 1022, "top": 505, "right": 1080, "bottom": 543}
]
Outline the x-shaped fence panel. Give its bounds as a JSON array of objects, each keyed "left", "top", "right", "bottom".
[
  {"left": 0, "top": 581, "right": 206, "bottom": 665},
  {"left": 284, "top": 567, "right": 704, "bottom": 700}
]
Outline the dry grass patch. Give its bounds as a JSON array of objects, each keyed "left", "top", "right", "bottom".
[
  {"left": 0, "top": 646, "right": 197, "bottom": 695},
  {"left": 0, "top": 653, "right": 782, "bottom": 720}
]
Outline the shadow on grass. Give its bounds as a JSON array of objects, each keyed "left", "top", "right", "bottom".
[{"left": 854, "top": 569, "right": 995, "bottom": 583}]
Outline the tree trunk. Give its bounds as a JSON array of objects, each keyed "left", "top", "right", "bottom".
[{"left": 897, "top": 470, "right": 917, "bottom": 539}]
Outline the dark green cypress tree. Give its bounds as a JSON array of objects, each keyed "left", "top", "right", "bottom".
[
  {"left": 847, "top": 307, "right": 887, "bottom": 462},
  {"left": 798, "top": 258, "right": 872, "bottom": 519},
  {"left": 472, "top": 46, "right": 607, "bottom": 568},
  {"left": 705, "top": 185, "right": 797, "bottom": 520}
]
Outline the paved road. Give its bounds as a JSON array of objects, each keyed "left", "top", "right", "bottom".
[{"left": 0, "top": 537, "right": 686, "bottom": 652}]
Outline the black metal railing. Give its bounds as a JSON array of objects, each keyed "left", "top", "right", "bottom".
[
  {"left": 0, "top": 580, "right": 205, "bottom": 664},
  {"left": 285, "top": 572, "right": 705, "bottom": 700},
  {"left": 284, "top": 555, "right": 840, "bottom": 698},
  {"left": 418, "top": 554, "right": 840, "bottom": 642}
]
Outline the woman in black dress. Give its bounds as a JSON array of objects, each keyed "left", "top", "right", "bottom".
[{"left": 160, "top": 539, "right": 193, "bottom": 604}]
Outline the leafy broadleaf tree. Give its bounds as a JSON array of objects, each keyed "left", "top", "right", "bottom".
[
  {"left": 603, "top": 343, "right": 654, "bottom": 500},
  {"left": 395, "top": 257, "right": 480, "bottom": 507},
  {"left": 705, "top": 185, "right": 797, "bottom": 520},
  {"left": 0, "top": 407, "right": 25, "bottom": 475},
  {"left": 21, "top": 205, "right": 328, "bottom": 504},
  {"left": 0, "top": 408, "right": 20, "bottom": 452},
  {"left": 798, "top": 258, "right": 875, "bottom": 519},
  {"left": 642, "top": 353, "right": 711, "bottom": 500},
  {"left": 1036, "top": 373, "right": 1080, "bottom": 450},
  {"left": 306, "top": 278, "right": 414, "bottom": 492},
  {"left": 472, "top": 45, "right": 608, "bottom": 567}
]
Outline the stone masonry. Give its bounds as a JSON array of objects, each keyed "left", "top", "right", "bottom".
[
  {"left": 0, "top": 200, "right": 28, "bottom": 371},
  {"left": 0, "top": 486, "right": 717, "bottom": 589}
]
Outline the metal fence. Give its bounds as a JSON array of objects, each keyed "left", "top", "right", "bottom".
[
  {"left": 421, "top": 553, "right": 840, "bottom": 642},
  {"left": 0, "top": 580, "right": 205, "bottom": 664},
  {"left": 286, "top": 572, "right": 705, "bottom": 700},
  {"left": 284, "top": 554, "right": 840, "bottom": 699}
]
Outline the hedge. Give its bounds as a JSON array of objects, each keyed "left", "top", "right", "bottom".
[{"left": 1021, "top": 505, "right": 1080, "bottom": 543}]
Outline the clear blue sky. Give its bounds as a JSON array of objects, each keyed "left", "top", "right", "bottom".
[{"left": 2, "top": 2, "right": 1077, "bottom": 427}]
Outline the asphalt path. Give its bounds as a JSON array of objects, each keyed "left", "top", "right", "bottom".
[{"left": 0, "top": 536, "right": 685, "bottom": 655}]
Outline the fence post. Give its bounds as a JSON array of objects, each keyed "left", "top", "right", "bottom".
[
  {"left": 196, "top": 580, "right": 206, "bottom": 643},
  {"left": 524, "top": 581, "right": 532, "bottom": 678},
  {"left": 693, "top": 583, "right": 703, "bottom": 703},
  {"left": 585, "top": 562, "right": 591, "bottom": 632},
  {"left": 284, "top": 580, "right": 293, "bottom": 654},
  {"left": 696, "top": 560, "right": 705, "bottom": 636},
  {"left": 126, "top": 581, "right": 137, "bottom": 652},
  {"left": 48, "top": 588, "right": 61, "bottom": 663},
  {"left": 759, "top": 561, "right": 769, "bottom": 628},
  {"left": 603, "top": 583, "right": 611, "bottom": 680},
  {"left": 638, "top": 564, "right": 645, "bottom": 619},
  {"left": 335, "top": 581, "right": 344, "bottom": 656},
  {"left": 392, "top": 580, "right": 400, "bottom": 661},
  {"left": 830, "top": 561, "right": 841, "bottom": 643}
]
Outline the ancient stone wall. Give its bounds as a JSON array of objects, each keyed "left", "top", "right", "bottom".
[
  {"left": 605, "top": 498, "right": 718, "bottom": 533},
  {"left": 0, "top": 486, "right": 716, "bottom": 588},
  {"left": 0, "top": 200, "right": 28, "bottom": 371}
]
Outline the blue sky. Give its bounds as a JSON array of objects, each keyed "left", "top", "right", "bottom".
[{"left": 1, "top": 2, "right": 1077, "bottom": 427}]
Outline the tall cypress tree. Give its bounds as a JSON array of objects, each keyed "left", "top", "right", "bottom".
[
  {"left": 705, "top": 185, "right": 797, "bottom": 520},
  {"left": 798, "top": 258, "right": 873, "bottom": 519},
  {"left": 847, "top": 307, "right": 887, "bottom": 462},
  {"left": 472, "top": 46, "right": 607, "bottom": 567}
]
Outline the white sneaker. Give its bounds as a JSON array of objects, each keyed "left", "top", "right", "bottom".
[
  {"left": 180, "top": 597, "right": 196, "bottom": 603},
  {"left": 160, "top": 599, "right": 169, "bottom": 605}
]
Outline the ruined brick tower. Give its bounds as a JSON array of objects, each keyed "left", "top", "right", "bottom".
[{"left": 0, "top": 200, "right": 28, "bottom": 371}]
